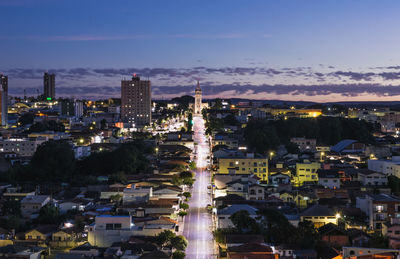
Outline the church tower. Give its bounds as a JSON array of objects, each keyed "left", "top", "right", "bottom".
[{"left": 194, "top": 81, "right": 202, "bottom": 115}]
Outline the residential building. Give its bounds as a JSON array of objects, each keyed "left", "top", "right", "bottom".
[
  {"left": 293, "top": 161, "right": 321, "bottom": 186},
  {"left": 0, "top": 137, "right": 47, "bottom": 157},
  {"left": 300, "top": 204, "right": 339, "bottom": 228},
  {"left": 356, "top": 194, "right": 400, "bottom": 230},
  {"left": 318, "top": 170, "right": 341, "bottom": 189},
  {"left": 248, "top": 184, "right": 265, "bottom": 200},
  {"left": 216, "top": 204, "right": 258, "bottom": 229},
  {"left": 44, "top": 72, "right": 56, "bottom": 100},
  {"left": 0, "top": 74, "right": 8, "bottom": 126},
  {"left": 368, "top": 157, "right": 400, "bottom": 178},
  {"left": 20, "top": 195, "right": 51, "bottom": 218},
  {"left": 331, "top": 139, "right": 366, "bottom": 154},
  {"left": 358, "top": 170, "right": 388, "bottom": 186},
  {"left": 290, "top": 137, "right": 316, "bottom": 152},
  {"left": 218, "top": 153, "right": 269, "bottom": 181},
  {"left": 122, "top": 185, "right": 153, "bottom": 204},
  {"left": 121, "top": 74, "right": 151, "bottom": 127},
  {"left": 61, "top": 99, "right": 83, "bottom": 119},
  {"left": 88, "top": 215, "right": 135, "bottom": 247}
]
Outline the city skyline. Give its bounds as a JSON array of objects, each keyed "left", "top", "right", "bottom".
[{"left": 2, "top": 0, "right": 400, "bottom": 101}]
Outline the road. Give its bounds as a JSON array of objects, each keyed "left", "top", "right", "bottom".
[{"left": 183, "top": 115, "right": 215, "bottom": 259}]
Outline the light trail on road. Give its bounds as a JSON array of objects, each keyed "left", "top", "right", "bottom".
[{"left": 183, "top": 116, "right": 215, "bottom": 259}]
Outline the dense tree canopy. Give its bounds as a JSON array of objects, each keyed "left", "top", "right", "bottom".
[{"left": 244, "top": 117, "right": 377, "bottom": 154}]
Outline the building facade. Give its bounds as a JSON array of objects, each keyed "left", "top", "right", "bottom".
[
  {"left": 0, "top": 74, "right": 8, "bottom": 126},
  {"left": 218, "top": 153, "right": 269, "bottom": 181},
  {"left": 43, "top": 72, "right": 56, "bottom": 100},
  {"left": 121, "top": 75, "right": 151, "bottom": 127},
  {"left": 194, "top": 81, "right": 202, "bottom": 115}
]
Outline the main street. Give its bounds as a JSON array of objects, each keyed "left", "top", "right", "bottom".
[{"left": 183, "top": 115, "right": 215, "bottom": 259}]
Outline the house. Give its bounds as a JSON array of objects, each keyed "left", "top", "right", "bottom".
[
  {"left": 216, "top": 204, "right": 258, "bottom": 229},
  {"left": 227, "top": 243, "right": 278, "bottom": 259},
  {"left": 368, "top": 157, "right": 400, "bottom": 178},
  {"left": 152, "top": 186, "right": 182, "bottom": 199},
  {"left": 356, "top": 194, "right": 400, "bottom": 230},
  {"left": 248, "top": 184, "right": 265, "bottom": 200},
  {"left": 58, "top": 199, "right": 92, "bottom": 214},
  {"left": 300, "top": 204, "right": 339, "bottom": 228},
  {"left": 382, "top": 222, "right": 400, "bottom": 248},
  {"left": 331, "top": 139, "right": 366, "bottom": 154},
  {"left": 0, "top": 245, "right": 46, "bottom": 259},
  {"left": 122, "top": 185, "right": 153, "bottom": 204},
  {"left": 20, "top": 195, "right": 51, "bottom": 218},
  {"left": 225, "top": 234, "right": 264, "bottom": 248},
  {"left": 318, "top": 223, "right": 349, "bottom": 247},
  {"left": 357, "top": 170, "right": 387, "bottom": 186},
  {"left": 25, "top": 225, "right": 59, "bottom": 241},
  {"left": 269, "top": 173, "right": 290, "bottom": 185},
  {"left": 317, "top": 170, "right": 341, "bottom": 189},
  {"left": 290, "top": 137, "right": 317, "bottom": 152},
  {"left": 88, "top": 215, "right": 135, "bottom": 247}
]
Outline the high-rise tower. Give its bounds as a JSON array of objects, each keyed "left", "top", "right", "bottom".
[
  {"left": 43, "top": 72, "right": 56, "bottom": 100},
  {"left": 0, "top": 74, "right": 8, "bottom": 126},
  {"left": 194, "top": 81, "right": 202, "bottom": 115},
  {"left": 121, "top": 74, "right": 152, "bottom": 127}
]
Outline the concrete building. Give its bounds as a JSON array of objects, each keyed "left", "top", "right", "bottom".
[
  {"left": 317, "top": 170, "right": 341, "bottom": 189},
  {"left": 0, "top": 74, "right": 8, "bottom": 126},
  {"left": 357, "top": 170, "right": 388, "bottom": 186},
  {"left": 121, "top": 74, "right": 151, "bottom": 127},
  {"left": 368, "top": 157, "right": 400, "bottom": 178},
  {"left": 218, "top": 153, "right": 269, "bottom": 181},
  {"left": 61, "top": 99, "right": 83, "bottom": 119},
  {"left": 356, "top": 194, "right": 400, "bottom": 230},
  {"left": 43, "top": 72, "right": 55, "bottom": 100},
  {"left": 300, "top": 204, "right": 339, "bottom": 228},
  {"left": 88, "top": 215, "right": 134, "bottom": 247},
  {"left": 0, "top": 137, "right": 47, "bottom": 157},
  {"left": 293, "top": 161, "right": 321, "bottom": 186},
  {"left": 20, "top": 195, "right": 51, "bottom": 218},
  {"left": 290, "top": 137, "right": 316, "bottom": 152}
]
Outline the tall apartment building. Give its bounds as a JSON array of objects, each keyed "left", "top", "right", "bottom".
[
  {"left": 121, "top": 74, "right": 151, "bottom": 127},
  {"left": 43, "top": 72, "right": 55, "bottom": 100},
  {"left": 0, "top": 74, "right": 8, "bottom": 126},
  {"left": 61, "top": 99, "right": 84, "bottom": 119}
]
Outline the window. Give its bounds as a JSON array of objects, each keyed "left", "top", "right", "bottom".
[{"left": 395, "top": 231, "right": 400, "bottom": 235}]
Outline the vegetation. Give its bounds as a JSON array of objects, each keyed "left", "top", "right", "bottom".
[
  {"left": 154, "top": 230, "right": 188, "bottom": 252},
  {"left": 172, "top": 250, "right": 186, "bottom": 259},
  {"left": 182, "top": 192, "right": 191, "bottom": 201},
  {"left": 0, "top": 140, "right": 152, "bottom": 186},
  {"left": 28, "top": 120, "right": 65, "bottom": 132},
  {"left": 244, "top": 117, "right": 377, "bottom": 154}
]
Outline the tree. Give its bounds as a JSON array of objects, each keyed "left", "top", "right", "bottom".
[
  {"left": 170, "top": 235, "right": 188, "bottom": 251},
  {"left": 37, "top": 204, "right": 62, "bottom": 224},
  {"left": 187, "top": 113, "right": 193, "bottom": 132},
  {"left": 172, "top": 250, "right": 186, "bottom": 259},
  {"left": 180, "top": 203, "right": 189, "bottom": 210},
  {"left": 230, "top": 210, "right": 259, "bottom": 233},
  {"left": 178, "top": 211, "right": 187, "bottom": 219},
  {"left": 189, "top": 161, "right": 196, "bottom": 170},
  {"left": 30, "top": 140, "right": 76, "bottom": 182},
  {"left": 155, "top": 230, "right": 176, "bottom": 248},
  {"left": 182, "top": 192, "right": 191, "bottom": 201},
  {"left": 2, "top": 199, "right": 21, "bottom": 216}
]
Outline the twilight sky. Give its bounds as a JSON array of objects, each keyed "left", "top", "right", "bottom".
[{"left": 2, "top": 0, "right": 400, "bottom": 102}]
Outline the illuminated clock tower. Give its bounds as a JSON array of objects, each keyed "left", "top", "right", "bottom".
[{"left": 194, "top": 81, "right": 202, "bottom": 115}]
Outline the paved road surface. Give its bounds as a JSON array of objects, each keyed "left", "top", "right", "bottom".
[{"left": 183, "top": 116, "right": 215, "bottom": 259}]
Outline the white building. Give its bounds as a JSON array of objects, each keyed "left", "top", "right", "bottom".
[
  {"left": 88, "top": 215, "right": 178, "bottom": 247},
  {"left": 123, "top": 185, "right": 152, "bottom": 204},
  {"left": 358, "top": 170, "right": 388, "bottom": 186},
  {"left": 368, "top": 157, "right": 400, "bottom": 178},
  {"left": 0, "top": 137, "right": 47, "bottom": 157},
  {"left": 20, "top": 195, "right": 51, "bottom": 218}
]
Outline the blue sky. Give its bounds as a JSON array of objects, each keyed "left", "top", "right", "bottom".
[{"left": 2, "top": 0, "right": 400, "bottom": 101}]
